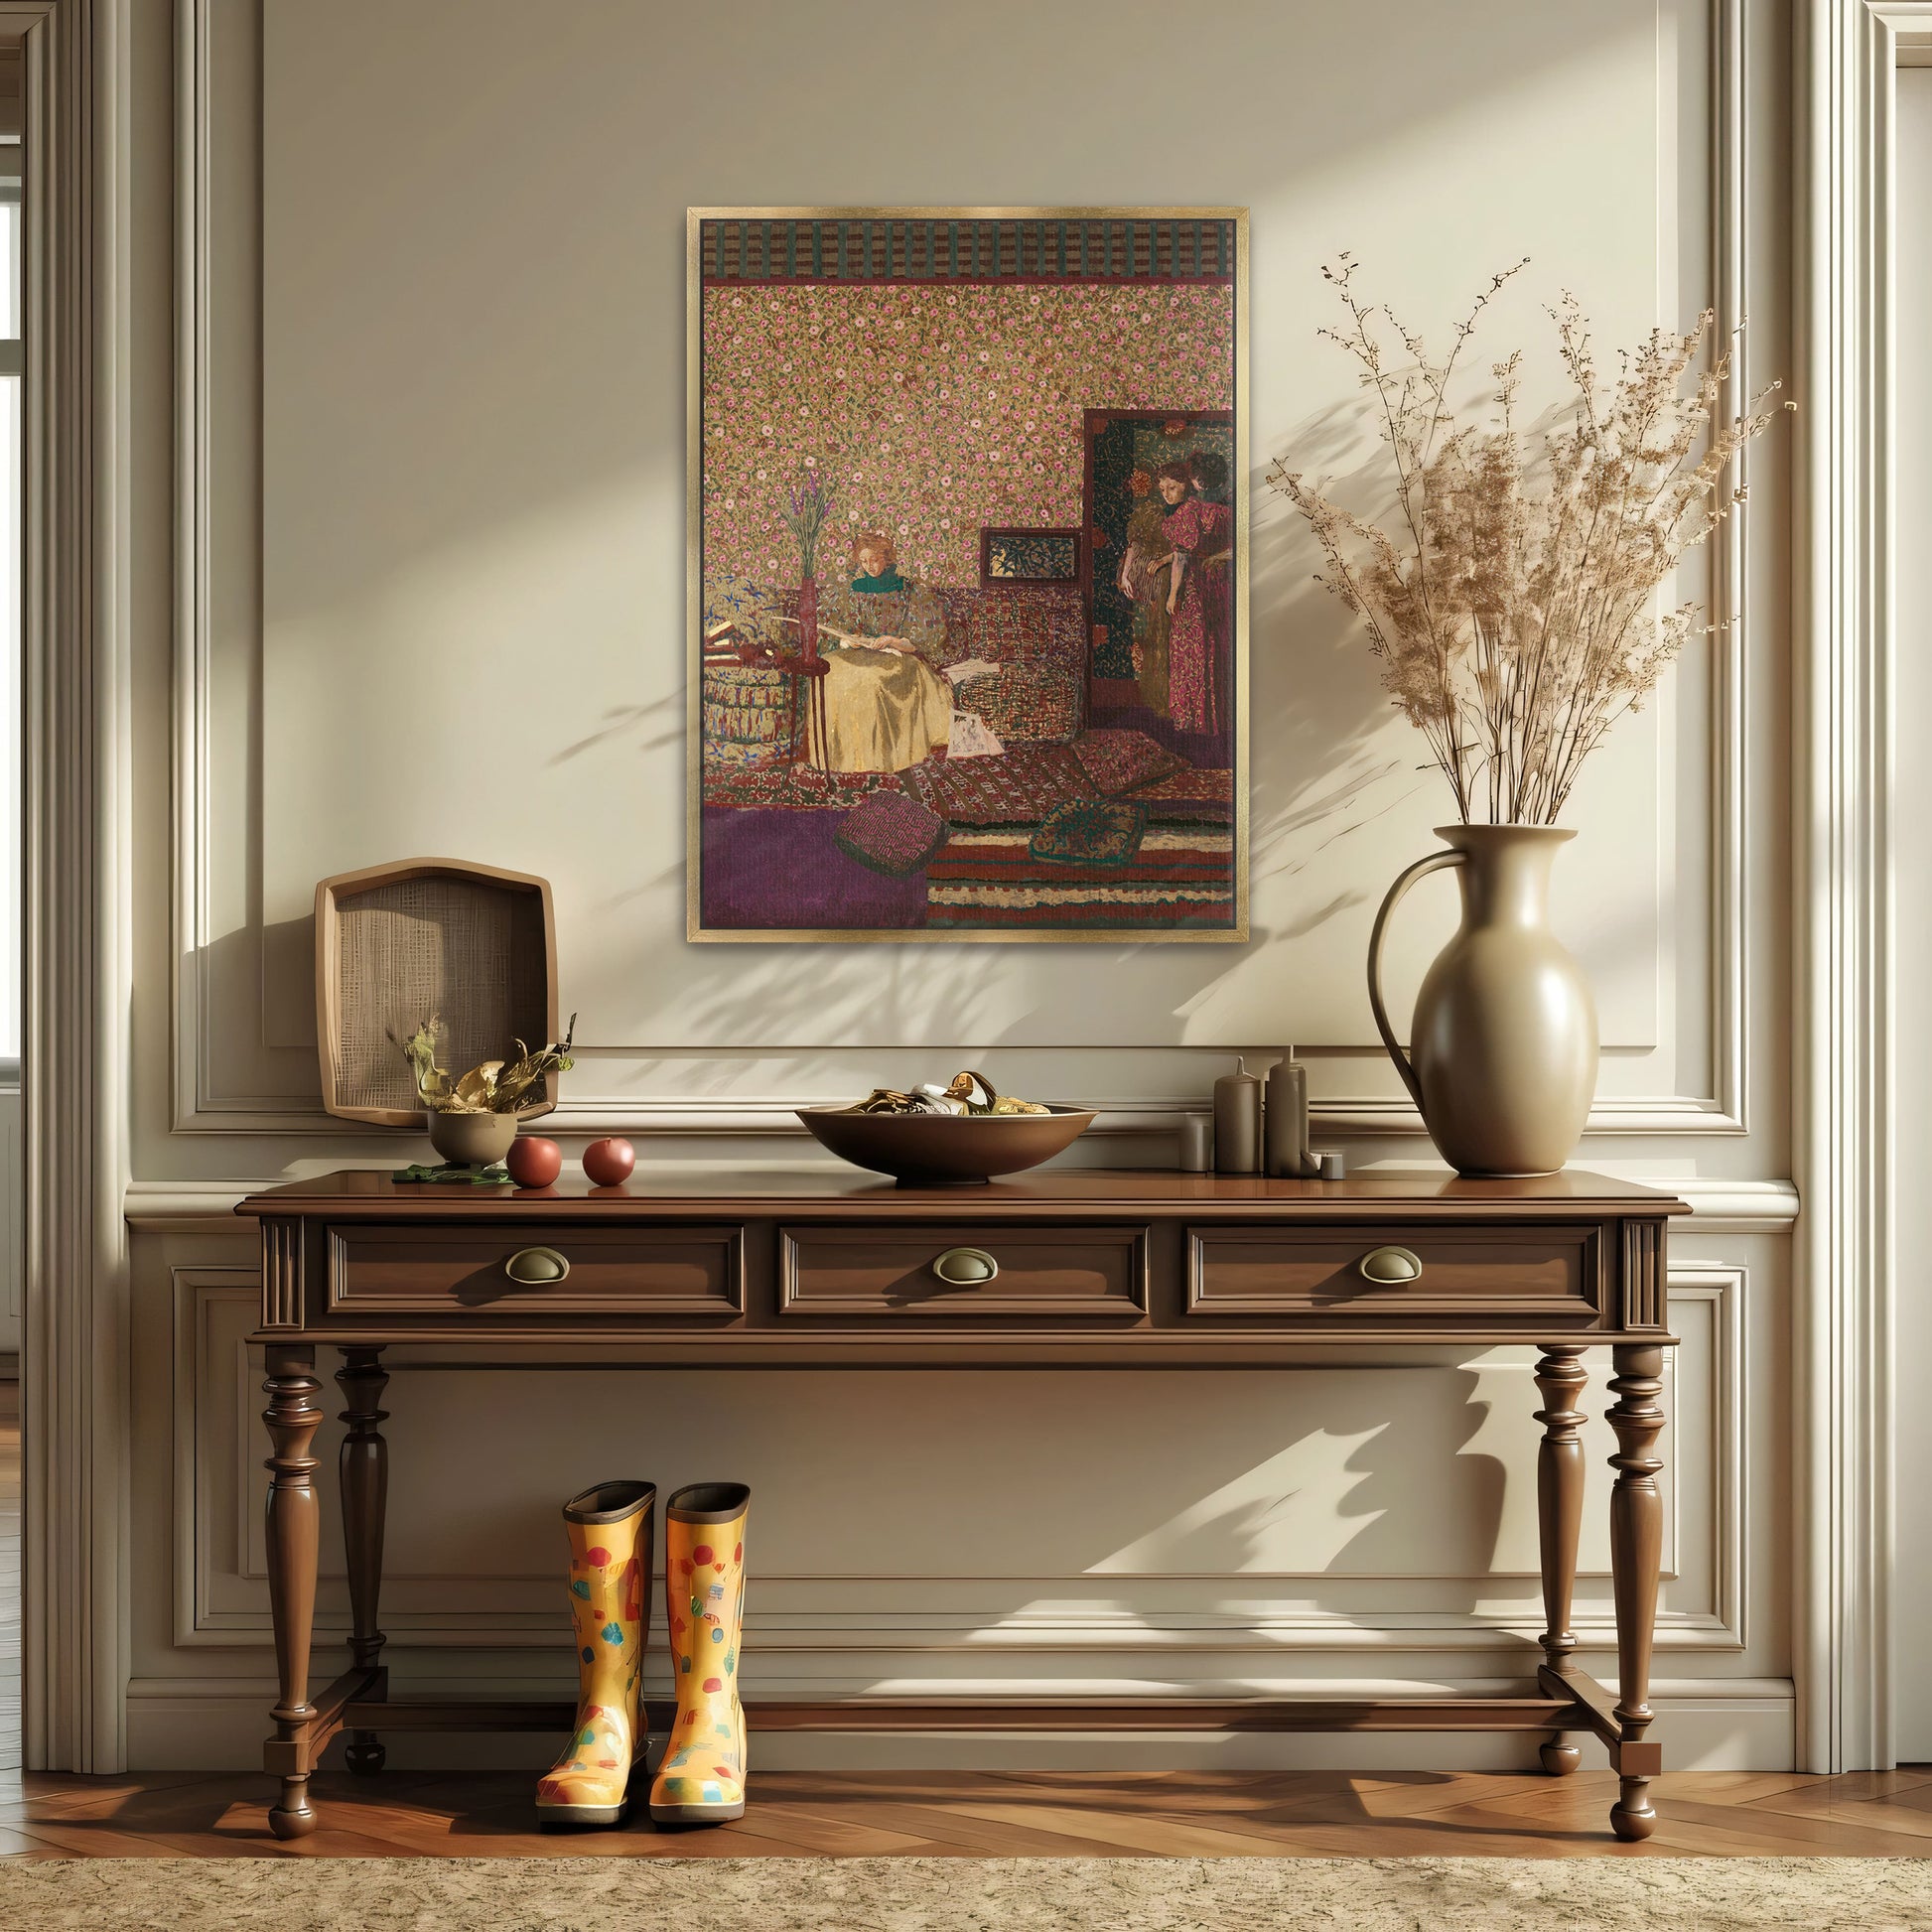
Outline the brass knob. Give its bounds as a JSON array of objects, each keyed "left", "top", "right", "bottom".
[
  {"left": 504, "top": 1246, "right": 570, "bottom": 1285},
  {"left": 931, "top": 1247, "right": 999, "bottom": 1287},
  {"left": 1357, "top": 1245, "right": 1422, "bottom": 1286}
]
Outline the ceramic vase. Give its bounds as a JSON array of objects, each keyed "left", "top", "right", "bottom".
[
  {"left": 1366, "top": 824, "right": 1597, "bottom": 1177},
  {"left": 426, "top": 1108, "right": 518, "bottom": 1169}
]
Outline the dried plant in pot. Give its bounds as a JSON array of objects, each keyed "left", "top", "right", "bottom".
[
  {"left": 392, "top": 1013, "right": 578, "bottom": 1177},
  {"left": 1269, "top": 259, "right": 1789, "bottom": 1175}
]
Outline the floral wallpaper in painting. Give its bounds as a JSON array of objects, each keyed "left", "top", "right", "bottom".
[{"left": 702, "top": 281, "right": 1235, "bottom": 587}]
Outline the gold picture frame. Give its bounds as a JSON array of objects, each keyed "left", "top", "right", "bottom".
[{"left": 686, "top": 206, "right": 1249, "bottom": 944}]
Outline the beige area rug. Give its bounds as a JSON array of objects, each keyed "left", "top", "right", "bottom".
[{"left": 0, "top": 1858, "right": 1929, "bottom": 1932}]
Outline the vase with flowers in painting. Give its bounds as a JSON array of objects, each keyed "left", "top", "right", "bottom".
[
  {"left": 795, "top": 575, "right": 819, "bottom": 660},
  {"left": 780, "top": 464, "right": 835, "bottom": 662},
  {"left": 1270, "top": 257, "right": 1789, "bottom": 1175}
]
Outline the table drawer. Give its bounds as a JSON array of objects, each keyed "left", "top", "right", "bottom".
[
  {"left": 779, "top": 1224, "right": 1149, "bottom": 1317},
  {"left": 1186, "top": 1224, "right": 1602, "bottom": 1324},
  {"left": 327, "top": 1223, "right": 745, "bottom": 1317}
]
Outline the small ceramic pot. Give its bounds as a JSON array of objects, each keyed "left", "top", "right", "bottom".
[{"left": 427, "top": 1108, "right": 519, "bottom": 1169}]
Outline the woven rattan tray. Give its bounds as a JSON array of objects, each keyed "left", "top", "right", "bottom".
[{"left": 315, "top": 858, "right": 559, "bottom": 1127}]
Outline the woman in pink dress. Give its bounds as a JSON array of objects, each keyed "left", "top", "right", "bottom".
[{"left": 1151, "top": 458, "right": 1233, "bottom": 736}]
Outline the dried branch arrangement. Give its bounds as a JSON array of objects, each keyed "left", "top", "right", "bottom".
[
  {"left": 1268, "top": 258, "right": 1790, "bottom": 824},
  {"left": 390, "top": 1013, "right": 578, "bottom": 1115}
]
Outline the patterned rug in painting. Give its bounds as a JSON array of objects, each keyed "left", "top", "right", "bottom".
[{"left": 690, "top": 208, "right": 1244, "bottom": 940}]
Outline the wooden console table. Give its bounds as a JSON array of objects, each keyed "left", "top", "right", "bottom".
[{"left": 239, "top": 1167, "right": 1686, "bottom": 1842}]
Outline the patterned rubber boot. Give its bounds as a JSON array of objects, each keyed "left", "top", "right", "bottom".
[
  {"left": 535, "top": 1479, "right": 654, "bottom": 1828},
  {"left": 648, "top": 1482, "right": 751, "bottom": 1826}
]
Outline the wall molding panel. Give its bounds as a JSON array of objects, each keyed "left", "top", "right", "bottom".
[
  {"left": 162, "top": 0, "right": 1753, "bottom": 1139},
  {"left": 1708, "top": 0, "right": 1753, "bottom": 1139},
  {"left": 165, "top": 1263, "right": 1747, "bottom": 1665},
  {"left": 168, "top": 0, "right": 214, "bottom": 1139}
]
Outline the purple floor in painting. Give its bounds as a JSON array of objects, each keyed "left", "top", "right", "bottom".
[{"left": 699, "top": 807, "right": 929, "bottom": 930}]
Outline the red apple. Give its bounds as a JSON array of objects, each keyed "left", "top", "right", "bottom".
[
  {"left": 582, "top": 1137, "right": 635, "bottom": 1186},
  {"left": 505, "top": 1134, "right": 562, "bottom": 1189}
]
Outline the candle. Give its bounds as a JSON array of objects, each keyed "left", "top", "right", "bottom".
[
  {"left": 1212, "top": 1057, "right": 1263, "bottom": 1174},
  {"left": 1178, "top": 1115, "right": 1212, "bottom": 1172},
  {"left": 1264, "top": 1058, "right": 1310, "bottom": 1177}
]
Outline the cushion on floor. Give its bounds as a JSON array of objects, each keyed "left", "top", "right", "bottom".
[
  {"left": 1069, "top": 728, "right": 1189, "bottom": 795},
  {"left": 833, "top": 790, "right": 949, "bottom": 876},
  {"left": 1029, "top": 799, "right": 1149, "bottom": 868}
]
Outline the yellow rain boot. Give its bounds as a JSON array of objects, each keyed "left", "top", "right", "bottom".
[
  {"left": 649, "top": 1481, "right": 751, "bottom": 1826},
  {"left": 535, "top": 1479, "right": 653, "bottom": 1828}
]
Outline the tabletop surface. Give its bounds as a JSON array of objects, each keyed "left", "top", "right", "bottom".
[{"left": 238, "top": 1167, "right": 1691, "bottom": 1214}]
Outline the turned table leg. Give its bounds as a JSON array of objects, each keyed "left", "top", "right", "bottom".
[
  {"left": 809, "top": 675, "right": 829, "bottom": 773},
  {"left": 1607, "top": 1342, "right": 1666, "bottom": 1839},
  {"left": 338, "top": 1346, "right": 390, "bottom": 1777},
  {"left": 263, "top": 1343, "right": 323, "bottom": 1840},
  {"left": 1534, "top": 1343, "right": 1588, "bottom": 1775}
]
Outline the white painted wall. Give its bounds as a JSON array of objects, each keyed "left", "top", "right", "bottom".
[{"left": 117, "top": 0, "right": 1801, "bottom": 1770}]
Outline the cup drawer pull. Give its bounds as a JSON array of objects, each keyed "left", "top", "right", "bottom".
[
  {"left": 1357, "top": 1246, "right": 1422, "bottom": 1286},
  {"left": 504, "top": 1246, "right": 571, "bottom": 1286},
  {"left": 931, "top": 1247, "right": 1000, "bottom": 1287}
]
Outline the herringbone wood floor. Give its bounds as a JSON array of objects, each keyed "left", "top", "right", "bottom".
[{"left": 0, "top": 1764, "right": 1925, "bottom": 1860}]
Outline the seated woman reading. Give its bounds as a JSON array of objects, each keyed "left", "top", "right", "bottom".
[{"left": 809, "top": 532, "right": 953, "bottom": 773}]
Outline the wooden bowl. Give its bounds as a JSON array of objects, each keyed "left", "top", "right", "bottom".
[{"left": 796, "top": 1105, "right": 1096, "bottom": 1185}]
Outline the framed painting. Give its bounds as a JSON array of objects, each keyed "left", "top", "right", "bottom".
[
  {"left": 686, "top": 207, "right": 1248, "bottom": 943},
  {"left": 981, "top": 527, "right": 1082, "bottom": 586}
]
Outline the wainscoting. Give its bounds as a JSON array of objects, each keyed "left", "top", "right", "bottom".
[{"left": 125, "top": 1236, "right": 1790, "bottom": 1773}]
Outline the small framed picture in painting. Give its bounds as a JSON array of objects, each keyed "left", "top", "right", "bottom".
[
  {"left": 687, "top": 206, "right": 1248, "bottom": 943},
  {"left": 981, "top": 527, "right": 1082, "bottom": 586}
]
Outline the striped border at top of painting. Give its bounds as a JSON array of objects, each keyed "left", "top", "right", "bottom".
[
  {"left": 683, "top": 206, "right": 1250, "bottom": 945},
  {"left": 698, "top": 210, "right": 1237, "bottom": 287}
]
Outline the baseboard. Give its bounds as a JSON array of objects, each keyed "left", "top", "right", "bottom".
[{"left": 124, "top": 1677, "right": 1796, "bottom": 1775}]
